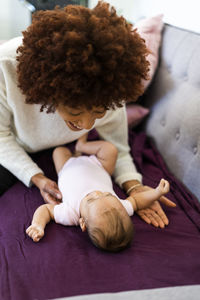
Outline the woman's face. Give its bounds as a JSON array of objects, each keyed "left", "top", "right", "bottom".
[{"left": 57, "top": 105, "right": 106, "bottom": 131}]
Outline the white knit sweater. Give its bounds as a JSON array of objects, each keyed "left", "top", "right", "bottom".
[{"left": 0, "top": 37, "right": 142, "bottom": 187}]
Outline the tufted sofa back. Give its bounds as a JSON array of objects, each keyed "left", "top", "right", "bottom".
[{"left": 143, "top": 24, "right": 200, "bottom": 201}]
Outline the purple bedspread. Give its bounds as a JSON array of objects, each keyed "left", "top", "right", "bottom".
[{"left": 1, "top": 131, "right": 200, "bottom": 300}]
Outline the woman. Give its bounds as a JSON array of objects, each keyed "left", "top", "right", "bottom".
[{"left": 0, "top": 1, "right": 171, "bottom": 228}]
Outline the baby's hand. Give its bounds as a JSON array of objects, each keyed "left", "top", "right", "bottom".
[
  {"left": 156, "top": 179, "right": 170, "bottom": 195},
  {"left": 26, "top": 224, "right": 44, "bottom": 242}
]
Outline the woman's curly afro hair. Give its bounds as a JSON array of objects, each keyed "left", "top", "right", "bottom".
[{"left": 17, "top": 1, "right": 150, "bottom": 113}]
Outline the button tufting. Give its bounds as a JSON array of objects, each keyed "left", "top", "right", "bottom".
[
  {"left": 161, "top": 119, "right": 165, "bottom": 126},
  {"left": 193, "top": 146, "right": 198, "bottom": 154},
  {"left": 167, "top": 66, "right": 171, "bottom": 73},
  {"left": 176, "top": 132, "right": 180, "bottom": 140}
]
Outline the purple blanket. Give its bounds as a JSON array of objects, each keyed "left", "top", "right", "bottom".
[{"left": 1, "top": 131, "right": 200, "bottom": 300}]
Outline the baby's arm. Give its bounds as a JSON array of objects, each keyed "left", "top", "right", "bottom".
[
  {"left": 75, "top": 133, "right": 118, "bottom": 175},
  {"left": 26, "top": 204, "right": 55, "bottom": 242},
  {"left": 126, "top": 179, "right": 175, "bottom": 211}
]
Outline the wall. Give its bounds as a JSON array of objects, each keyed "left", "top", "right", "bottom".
[
  {"left": 89, "top": 0, "right": 200, "bottom": 33},
  {"left": 131, "top": 0, "right": 200, "bottom": 33},
  {"left": 1, "top": 0, "right": 199, "bottom": 40},
  {"left": 88, "top": 0, "right": 135, "bottom": 23},
  {"left": 0, "top": 0, "right": 11, "bottom": 39},
  {"left": 0, "top": 0, "right": 31, "bottom": 40}
]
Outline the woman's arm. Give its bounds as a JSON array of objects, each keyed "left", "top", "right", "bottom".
[
  {"left": 0, "top": 69, "right": 62, "bottom": 203},
  {"left": 0, "top": 86, "right": 44, "bottom": 187},
  {"left": 0, "top": 56, "right": 63, "bottom": 203},
  {"left": 0, "top": 100, "right": 62, "bottom": 203}
]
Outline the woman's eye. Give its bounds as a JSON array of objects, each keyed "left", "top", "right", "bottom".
[
  {"left": 69, "top": 112, "right": 82, "bottom": 116},
  {"left": 95, "top": 111, "right": 105, "bottom": 115}
]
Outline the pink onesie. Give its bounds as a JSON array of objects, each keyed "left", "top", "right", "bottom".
[{"left": 54, "top": 155, "right": 133, "bottom": 226}]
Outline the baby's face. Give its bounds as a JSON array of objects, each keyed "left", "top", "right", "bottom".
[{"left": 79, "top": 191, "right": 128, "bottom": 230}]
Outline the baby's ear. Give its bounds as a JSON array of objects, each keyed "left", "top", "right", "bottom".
[{"left": 79, "top": 218, "right": 87, "bottom": 232}]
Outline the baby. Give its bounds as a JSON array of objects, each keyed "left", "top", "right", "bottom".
[{"left": 26, "top": 134, "right": 174, "bottom": 252}]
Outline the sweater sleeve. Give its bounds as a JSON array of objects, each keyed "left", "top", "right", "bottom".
[
  {"left": 95, "top": 106, "right": 142, "bottom": 187},
  {"left": 0, "top": 68, "right": 44, "bottom": 187}
]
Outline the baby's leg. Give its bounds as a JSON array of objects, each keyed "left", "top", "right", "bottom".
[
  {"left": 75, "top": 134, "right": 118, "bottom": 175},
  {"left": 53, "top": 147, "right": 72, "bottom": 174}
]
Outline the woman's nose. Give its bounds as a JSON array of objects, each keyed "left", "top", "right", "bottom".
[{"left": 80, "top": 116, "right": 95, "bottom": 130}]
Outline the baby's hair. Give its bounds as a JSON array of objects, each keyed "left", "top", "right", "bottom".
[
  {"left": 16, "top": 1, "right": 149, "bottom": 113},
  {"left": 88, "top": 208, "right": 134, "bottom": 252}
]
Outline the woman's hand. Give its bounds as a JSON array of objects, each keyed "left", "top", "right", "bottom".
[
  {"left": 31, "top": 173, "right": 62, "bottom": 204},
  {"left": 130, "top": 184, "right": 175, "bottom": 228}
]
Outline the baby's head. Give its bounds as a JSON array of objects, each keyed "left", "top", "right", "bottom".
[{"left": 79, "top": 191, "right": 134, "bottom": 252}]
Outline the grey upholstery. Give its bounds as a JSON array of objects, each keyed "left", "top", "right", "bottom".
[
  {"left": 59, "top": 285, "right": 200, "bottom": 300},
  {"left": 143, "top": 24, "right": 200, "bottom": 201}
]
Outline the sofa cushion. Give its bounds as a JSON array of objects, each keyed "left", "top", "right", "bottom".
[
  {"left": 127, "top": 15, "right": 163, "bottom": 128},
  {"left": 126, "top": 104, "right": 149, "bottom": 127},
  {"left": 143, "top": 24, "right": 200, "bottom": 200},
  {"left": 134, "top": 14, "right": 164, "bottom": 91}
]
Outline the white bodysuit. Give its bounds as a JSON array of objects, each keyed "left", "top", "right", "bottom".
[{"left": 54, "top": 155, "right": 134, "bottom": 226}]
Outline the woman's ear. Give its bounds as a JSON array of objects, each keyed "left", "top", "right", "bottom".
[{"left": 79, "top": 217, "right": 87, "bottom": 232}]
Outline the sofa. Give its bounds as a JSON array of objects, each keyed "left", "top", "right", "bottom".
[
  {"left": 142, "top": 23, "right": 200, "bottom": 202},
  {"left": 66, "top": 22, "right": 200, "bottom": 300},
  {"left": 68, "top": 21, "right": 200, "bottom": 300}
]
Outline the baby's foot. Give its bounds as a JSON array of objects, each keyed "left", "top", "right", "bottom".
[
  {"left": 26, "top": 224, "right": 44, "bottom": 242},
  {"left": 157, "top": 179, "right": 170, "bottom": 195}
]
